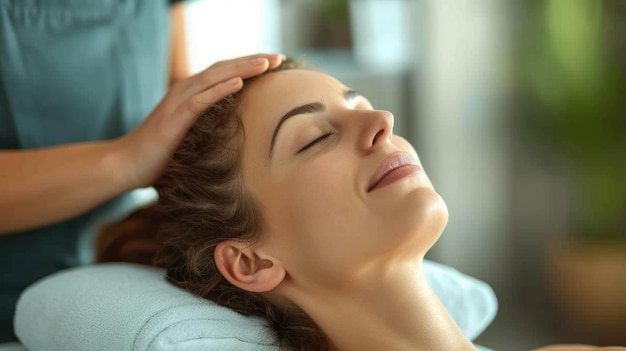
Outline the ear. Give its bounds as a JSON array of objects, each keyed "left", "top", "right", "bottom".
[{"left": 214, "top": 240, "right": 285, "bottom": 293}]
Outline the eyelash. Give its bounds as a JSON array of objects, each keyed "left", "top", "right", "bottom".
[{"left": 297, "top": 133, "right": 332, "bottom": 153}]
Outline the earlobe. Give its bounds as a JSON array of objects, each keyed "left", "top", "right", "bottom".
[{"left": 215, "top": 240, "right": 285, "bottom": 293}]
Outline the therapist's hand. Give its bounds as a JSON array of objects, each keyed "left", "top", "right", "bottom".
[{"left": 116, "top": 53, "right": 285, "bottom": 188}]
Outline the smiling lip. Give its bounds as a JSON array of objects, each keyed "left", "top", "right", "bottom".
[{"left": 367, "top": 153, "right": 421, "bottom": 192}]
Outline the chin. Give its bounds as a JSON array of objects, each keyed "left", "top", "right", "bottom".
[
  {"left": 393, "top": 185, "right": 449, "bottom": 253},
  {"left": 423, "top": 193, "right": 449, "bottom": 244}
]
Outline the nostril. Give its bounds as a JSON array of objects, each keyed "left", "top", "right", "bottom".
[{"left": 372, "top": 129, "right": 385, "bottom": 145}]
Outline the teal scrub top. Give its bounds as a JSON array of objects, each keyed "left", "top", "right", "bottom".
[{"left": 0, "top": 0, "right": 180, "bottom": 341}]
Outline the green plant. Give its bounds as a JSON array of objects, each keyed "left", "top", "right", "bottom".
[
  {"left": 316, "top": 0, "right": 350, "bottom": 25},
  {"left": 519, "top": 0, "right": 626, "bottom": 241}
]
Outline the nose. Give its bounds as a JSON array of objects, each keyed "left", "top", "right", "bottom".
[{"left": 355, "top": 109, "right": 394, "bottom": 153}]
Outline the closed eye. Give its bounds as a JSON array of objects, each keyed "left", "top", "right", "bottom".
[{"left": 297, "top": 133, "right": 332, "bottom": 153}]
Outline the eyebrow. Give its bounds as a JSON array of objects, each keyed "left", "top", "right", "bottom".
[{"left": 269, "top": 89, "right": 361, "bottom": 158}]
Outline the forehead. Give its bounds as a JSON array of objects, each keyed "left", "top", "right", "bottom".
[{"left": 241, "top": 69, "right": 347, "bottom": 120}]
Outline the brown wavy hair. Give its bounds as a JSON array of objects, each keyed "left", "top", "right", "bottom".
[{"left": 96, "top": 59, "right": 330, "bottom": 350}]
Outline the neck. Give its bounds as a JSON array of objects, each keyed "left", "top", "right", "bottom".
[{"left": 288, "top": 259, "right": 477, "bottom": 351}]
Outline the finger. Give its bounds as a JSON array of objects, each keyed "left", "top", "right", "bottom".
[
  {"left": 266, "top": 53, "right": 286, "bottom": 70},
  {"left": 186, "top": 57, "right": 273, "bottom": 95},
  {"left": 188, "top": 52, "right": 285, "bottom": 110},
  {"left": 184, "top": 76, "right": 243, "bottom": 117},
  {"left": 211, "top": 52, "right": 286, "bottom": 73},
  {"left": 209, "top": 53, "right": 285, "bottom": 69},
  {"left": 151, "top": 76, "right": 243, "bottom": 150}
]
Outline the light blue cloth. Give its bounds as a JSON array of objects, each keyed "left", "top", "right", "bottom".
[
  {"left": 12, "top": 260, "right": 498, "bottom": 351},
  {"left": 425, "top": 260, "right": 498, "bottom": 341},
  {"left": 0, "top": 343, "right": 27, "bottom": 351}
]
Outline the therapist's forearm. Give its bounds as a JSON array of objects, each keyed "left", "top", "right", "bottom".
[
  {"left": 0, "top": 139, "right": 132, "bottom": 235},
  {"left": 169, "top": 2, "right": 189, "bottom": 85}
]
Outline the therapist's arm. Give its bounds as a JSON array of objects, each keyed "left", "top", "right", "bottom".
[
  {"left": 0, "top": 3, "right": 195, "bottom": 235},
  {"left": 0, "top": 53, "right": 285, "bottom": 235},
  {"left": 0, "top": 141, "right": 131, "bottom": 234},
  {"left": 169, "top": 2, "right": 190, "bottom": 84},
  {"left": 0, "top": 4, "right": 189, "bottom": 234}
]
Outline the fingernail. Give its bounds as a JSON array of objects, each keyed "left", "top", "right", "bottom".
[{"left": 251, "top": 58, "right": 267, "bottom": 66}]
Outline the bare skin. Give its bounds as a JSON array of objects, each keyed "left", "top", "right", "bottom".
[{"left": 168, "top": 3, "right": 190, "bottom": 85}]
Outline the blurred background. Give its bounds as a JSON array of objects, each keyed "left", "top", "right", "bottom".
[{"left": 182, "top": 0, "right": 626, "bottom": 350}]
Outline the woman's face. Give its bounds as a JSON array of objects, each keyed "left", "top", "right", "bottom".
[{"left": 240, "top": 69, "right": 448, "bottom": 287}]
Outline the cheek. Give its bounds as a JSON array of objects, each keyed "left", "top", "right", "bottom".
[
  {"left": 277, "top": 155, "right": 356, "bottom": 233},
  {"left": 262, "top": 156, "right": 364, "bottom": 278}
]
